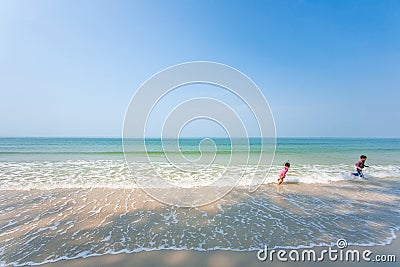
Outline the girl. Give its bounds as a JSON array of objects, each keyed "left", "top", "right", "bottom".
[{"left": 278, "top": 161, "right": 290, "bottom": 185}]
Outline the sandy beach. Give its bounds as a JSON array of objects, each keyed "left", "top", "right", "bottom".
[
  {"left": 41, "top": 236, "right": 399, "bottom": 267},
  {"left": 2, "top": 0, "right": 399, "bottom": 264},
  {"left": 1, "top": 181, "right": 399, "bottom": 266}
]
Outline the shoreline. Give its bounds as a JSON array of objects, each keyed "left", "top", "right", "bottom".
[
  {"left": 41, "top": 232, "right": 400, "bottom": 267},
  {"left": 1, "top": 184, "right": 399, "bottom": 266}
]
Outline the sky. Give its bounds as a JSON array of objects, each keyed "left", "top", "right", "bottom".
[{"left": 0, "top": 0, "right": 399, "bottom": 138}]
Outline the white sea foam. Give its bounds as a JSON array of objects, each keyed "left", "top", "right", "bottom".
[{"left": 0, "top": 161, "right": 399, "bottom": 190}]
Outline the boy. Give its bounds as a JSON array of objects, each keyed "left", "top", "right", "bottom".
[
  {"left": 352, "top": 155, "right": 368, "bottom": 178},
  {"left": 278, "top": 162, "right": 290, "bottom": 185}
]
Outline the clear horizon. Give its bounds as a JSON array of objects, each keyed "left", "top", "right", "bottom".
[{"left": 1, "top": 136, "right": 400, "bottom": 139}]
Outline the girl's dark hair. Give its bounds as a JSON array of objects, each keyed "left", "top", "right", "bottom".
[{"left": 284, "top": 161, "right": 290, "bottom": 167}]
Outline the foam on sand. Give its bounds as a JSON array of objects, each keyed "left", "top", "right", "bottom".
[{"left": 0, "top": 177, "right": 399, "bottom": 266}]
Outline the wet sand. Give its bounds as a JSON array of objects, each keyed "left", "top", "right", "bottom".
[
  {"left": 1, "top": 182, "right": 399, "bottom": 266},
  {"left": 41, "top": 234, "right": 399, "bottom": 267}
]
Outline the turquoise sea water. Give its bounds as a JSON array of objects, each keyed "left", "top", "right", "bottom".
[
  {"left": 1, "top": 137, "right": 399, "bottom": 163},
  {"left": 0, "top": 137, "right": 399, "bottom": 189},
  {"left": 0, "top": 138, "right": 399, "bottom": 189}
]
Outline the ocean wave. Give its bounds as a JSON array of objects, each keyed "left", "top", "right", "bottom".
[{"left": 0, "top": 161, "right": 399, "bottom": 191}]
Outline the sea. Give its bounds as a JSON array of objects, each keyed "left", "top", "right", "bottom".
[{"left": 0, "top": 137, "right": 399, "bottom": 266}]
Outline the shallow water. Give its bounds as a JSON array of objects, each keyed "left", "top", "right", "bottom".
[
  {"left": 1, "top": 138, "right": 399, "bottom": 190},
  {"left": 0, "top": 179, "right": 399, "bottom": 266}
]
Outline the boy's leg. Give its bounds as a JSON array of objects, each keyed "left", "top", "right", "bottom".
[{"left": 278, "top": 178, "right": 283, "bottom": 185}]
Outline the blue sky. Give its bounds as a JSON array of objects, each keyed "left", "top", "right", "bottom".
[{"left": 0, "top": 0, "right": 399, "bottom": 137}]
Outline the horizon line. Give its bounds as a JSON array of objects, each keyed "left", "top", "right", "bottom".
[{"left": 0, "top": 136, "right": 399, "bottom": 139}]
